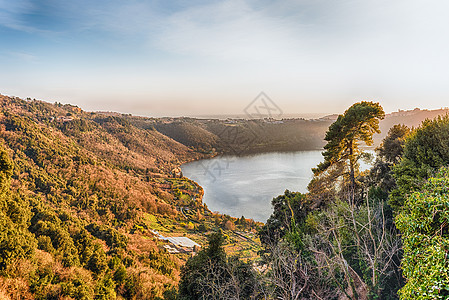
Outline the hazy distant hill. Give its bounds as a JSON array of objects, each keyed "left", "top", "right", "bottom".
[
  {"left": 127, "top": 107, "right": 449, "bottom": 155},
  {"left": 128, "top": 117, "right": 332, "bottom": 154},
  {"left": 319, "top": 108, "right": 449, "bottom": 146},
  {"left": 375, "top": 108, "right": 449, "bottom": 144}
]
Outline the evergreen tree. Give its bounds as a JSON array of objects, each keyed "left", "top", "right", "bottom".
[{"left": 313, "top": 101, "right": 385, "bottom": 203}]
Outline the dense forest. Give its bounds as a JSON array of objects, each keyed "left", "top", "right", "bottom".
[{"left": 1, "top": 94, "right": 449, "bottom": 299}]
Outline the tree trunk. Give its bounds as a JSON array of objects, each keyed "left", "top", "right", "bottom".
[{"left": 349, "top": 140, "right": 355, "bottom": 205}]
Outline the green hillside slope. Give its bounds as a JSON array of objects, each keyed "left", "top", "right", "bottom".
[{"left": 0, "top": 95, "right": 260, "bottom": 299}]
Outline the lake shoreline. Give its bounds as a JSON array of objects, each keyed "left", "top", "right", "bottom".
[{"left": 181, "top": 150, "right": 326, "bottom": 222}]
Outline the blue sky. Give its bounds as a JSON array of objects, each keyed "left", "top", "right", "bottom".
[{"left": 1, "top": 0, "right": 449, "bottom": 117}]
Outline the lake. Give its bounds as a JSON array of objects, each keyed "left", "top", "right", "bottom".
[{"left": 182, "top": 150, "right": 375, "bottom": 222}]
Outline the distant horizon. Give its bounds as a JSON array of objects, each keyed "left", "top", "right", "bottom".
[
  {"left": 4, "top": 90, "right": 449, "bottom": 120},
  {"left": 88, "top": 106, "right": 449, "bottom": 120},
  {"left": 4, "top": 92, "right": 448, "bottom": 121}
]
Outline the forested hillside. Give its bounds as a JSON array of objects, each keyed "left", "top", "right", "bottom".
[{"left": 0, "top": 95, "right": 260, "bottom": 299}]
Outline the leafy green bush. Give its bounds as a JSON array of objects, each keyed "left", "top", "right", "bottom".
[{"left": 396, "top": 168, "right": 449, "bottom": 299}]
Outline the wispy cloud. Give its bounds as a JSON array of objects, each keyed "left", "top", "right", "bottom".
[
  {"left": 8, "top": 51, "right": 38, "bottom": 62},
  {"left": 152, "top": 0, "right": 302, "bottom": 61},
  {"left": 0, "top": 0, "right": 67, "bottom": 35},
  {"left": 0, "top": 0, "right": 38, "bottom": 32}
]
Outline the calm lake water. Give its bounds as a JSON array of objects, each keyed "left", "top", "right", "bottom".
[
  {"left": 181, "top": 151, "right": 320, "bottom": 222},
  {"left": 182, "top": 150, "right": 374, "bottom": 222}
]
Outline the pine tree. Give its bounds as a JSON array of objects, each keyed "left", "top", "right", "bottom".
[{"left": 313, "top": 101, "right": 385, "bottom": 202}]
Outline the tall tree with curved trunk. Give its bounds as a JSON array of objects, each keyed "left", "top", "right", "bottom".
[{"left": 313, "top": 101, "right": 385, "bottom": 203}]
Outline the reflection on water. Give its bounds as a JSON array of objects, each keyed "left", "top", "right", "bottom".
[{"left": 182, "top": 150, "right": 373, "bottom": 223}]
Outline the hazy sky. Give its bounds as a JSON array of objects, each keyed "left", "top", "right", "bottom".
[{"left": 1, "top": 0, "right": 449, "bottom": 117}]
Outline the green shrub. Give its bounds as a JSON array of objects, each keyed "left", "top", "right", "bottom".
[
  {"left": 391, "top": 116, "right": 449, "bottom": 211},
  {"left": 396, "top": 168, "right": 449, "bottom": 299}
]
